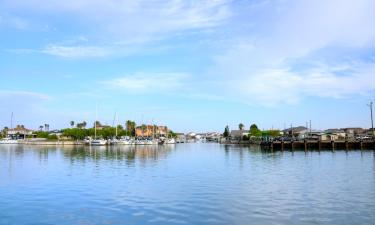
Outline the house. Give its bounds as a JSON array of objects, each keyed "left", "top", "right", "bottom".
[
  {"left": 6, "top": 125, "right": 34, "bottom": 138},
  {"left": 342, "top": 128, "right": 365, "bottom": 138},
  {"left": 135, "top": 125, "right": 168, "bottom": 137},
  {"left": 230, "top": 130, "right": 249, "bottom": 140},
  {"left": 323, "top": 129, "right": 346, "bottom": 140},
  {"left": 282, "top": 126, "right": 308, "bottom": 139}
]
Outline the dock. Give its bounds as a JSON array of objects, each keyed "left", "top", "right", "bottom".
[{"left": 261, "top": 140, "right": 375, "bottom": 151}]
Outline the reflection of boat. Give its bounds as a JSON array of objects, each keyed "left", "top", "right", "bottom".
[{"left": 0, "top": 137, "right": 18, "bottom": 144}]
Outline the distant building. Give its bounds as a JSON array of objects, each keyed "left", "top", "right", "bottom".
[
  {"left": 135, "top": 125, "right": 168, "bottom": 137},
  {"left": 7, "top": 125, "right": 34, "bottom": 138},
  {"left": 342, "top": 128, "right": 365, "bottom": 138},
  {"left": 230, "top": 130, "right": 249, "bottom": 140},
  {"left": 282, "top": 126, "right": 308, "bottom": 139},
  {"left": 321, "top": 129, "right": 346, "bottom": 141}
]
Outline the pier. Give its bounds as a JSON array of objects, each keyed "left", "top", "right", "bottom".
[{"left": 260, "top": 140, "right": 375, "bottom": 151}]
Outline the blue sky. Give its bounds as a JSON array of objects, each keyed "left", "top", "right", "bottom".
[{"left": 0, "top": 0, "right": 375, "bottom": 133}]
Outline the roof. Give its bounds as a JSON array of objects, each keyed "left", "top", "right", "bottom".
[
  {"left": 283, "top": 126, "right": 308, "bottom": 133},
  {"left": 325, "top": 129, "right": 345, "bottom": 133}
]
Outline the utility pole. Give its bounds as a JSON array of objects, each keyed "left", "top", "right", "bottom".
[{"left": 368, "top": 102, "right": 374, "bottom": 139}]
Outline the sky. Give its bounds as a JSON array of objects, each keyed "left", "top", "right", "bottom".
[{"left": 0, "top": 0, "right": 375, "bottom": 133}]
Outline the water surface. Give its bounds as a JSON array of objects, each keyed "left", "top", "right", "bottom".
[{"left": 1, "top": 144, "right": 374, "bottom": 225}]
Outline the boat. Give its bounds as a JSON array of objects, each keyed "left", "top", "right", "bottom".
[
  {"left": 90, "top": 139, "right": 107, "bottom": 146},
  {"left": 0, "top": 137, "right": 18, "bottom": 144},
  {"left": 165, "top": 138, "right": 176, "bottom": 144},
  {"left": 90, "top": 105, "right": 107, "bottom": 146}
]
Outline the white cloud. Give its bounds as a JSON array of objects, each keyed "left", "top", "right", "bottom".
[
  {"left": 102, "top": 72, "right": 189, "bottom": 93},
  {"left": 42, "top": 45, "right": 112, "bottom": 58},
  {"left": 2, "top": 0, "right": 231, "bottom": 38},
  {"left": 207, "top": 0, "right": 375, "bottom": 106}
]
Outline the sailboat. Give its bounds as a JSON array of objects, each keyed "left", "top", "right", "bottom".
[
  {"left": 0, "top": 112, "right": 18, "bottom": 144},
  {"left": 90, "top": 105, "right": 107, "bottom": 146}
]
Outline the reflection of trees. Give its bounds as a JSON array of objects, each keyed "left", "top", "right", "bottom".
[{"left": 61, "top": 145, "right": 175, "bottom": 166}]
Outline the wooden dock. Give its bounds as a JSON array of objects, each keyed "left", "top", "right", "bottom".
[{"left": 261, "top": 140, "right": 375, "bottom": 151}]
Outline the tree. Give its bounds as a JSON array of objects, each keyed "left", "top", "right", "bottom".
[
  {"left": 82, "top": 121, "right": 87, "bottom": 128},
  {"left": 249, "top": 124, "right": 261, "bottom": 137},
  {"left": 223, "top": 125, "right": 229, "bottom": 138},
  {"left": 70, "top": 121, "right": 75, "bottom": 128},
  {"left": 39, "top": 125, "right": 44, "bottom": 131},
  {"left": 126, "top": 120, "right": 136, "bottom": 136},
  {"left": 239, "top": 123, "right": 244, "bottom": 131},
  {"left": 44, "top": 124, "right": 49, "bottom": 132},
  {"left": 94, "top": 121, "right": 102, "bottom": 127}
]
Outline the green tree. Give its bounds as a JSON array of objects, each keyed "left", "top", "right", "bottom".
[
  {"left": 249, "top": 124, "right": 261, "bottom": 137},
  {"left": 70, "top": 121, "right": 75, "bottom": 128},
  {"left": 223, "top": 125, "right": 230, "bottom": 138},
  {"left": 239, "top": 123, "right": 244, "bottom": 130},
  {"left": 126, "top": 120, "right": 136, "bottom": 136}
]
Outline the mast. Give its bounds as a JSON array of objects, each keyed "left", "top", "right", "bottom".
[
  {"left": 11, "top": 112, "right": 13, "bottom": 130},
  {"left": 115, "top": 113, "right": 118, "bottom": 137},
  {"left": 94, "top": 104, "right": 97, "bottom": 139}
]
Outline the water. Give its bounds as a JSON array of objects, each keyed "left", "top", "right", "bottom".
[{"left": 1, "top": 144, "right": 375, "bottom": 225}]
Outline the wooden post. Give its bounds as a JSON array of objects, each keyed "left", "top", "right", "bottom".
[
  {"left": 345, "top": 141, "right": 348, "bottom": 151},
  {"left": 271, "top": 142, "right": 274, "bottom": 152},
  {"left": 281, "top": 141, "right": 284, "bottom": 151},
  {"left": 318, "top": 140, "right": 321, "bottom": 151},
  {"left": 360, "top": 140, "right": 363, "bottom": 151},
  {"left": 331, "top": 140, "right": 335, "bottom": 151},
  {"left": 291, "top": 141, "right": 294, "bottom": 151},
  {"left": 304, "top": 139, "right": 307, "bottom": 151}
]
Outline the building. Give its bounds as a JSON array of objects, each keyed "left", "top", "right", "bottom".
[
  {"left": 342, "top": 128, "right": 365, "bottom": 139},
  {"left": 135, "top": 125, "right": 168, "bottom": 137},
  {"left": 282, "top": 126, "right": 308, "bottom": 139},
  {"left": 6, "top": 125, "right": 34, "bottom": 138},
  {"left": 230, "top": 130, "right": 249, "bottom": 140}
]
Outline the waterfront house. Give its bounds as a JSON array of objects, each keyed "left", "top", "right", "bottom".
[
  {"left": 7, "top": 125, "right": 34, "bottom": 139},
  {"left": 282, "top": 126, "right": 308, "bottom": 139},
  {"left": 342, "top": 128, "right": 365, "bottom": 139},
  {"left": 230, "top": 130, "right": 250, "bottom": 140},
  {"left": 135, "top": 125, "right": 168, "bottom": 137},
  {"left": 323, "top": 129, "right": 346, "bottom": 141}
]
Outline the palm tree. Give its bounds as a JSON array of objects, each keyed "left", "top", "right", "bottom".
[
  {"left": 39, "top": 125, "right": 44, "bottom": 131},
  {"left": 70, "top": 121, "right": 75, "bottom": 128},
  {"left": 239, "top": 123, "right": 244, "bottom": 131},
  {"left": 82, "top": 121, "right": 87, "bottom": 129}
]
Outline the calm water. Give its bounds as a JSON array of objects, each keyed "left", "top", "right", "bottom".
[{"left": 1, "top": 144, "right": 375, "bottom": 225}]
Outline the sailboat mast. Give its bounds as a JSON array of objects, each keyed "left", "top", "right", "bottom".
[
  {"left": 94, "top": 105, "right": 97, "bottom": 139},
  {"left": 10, "top": 112, "right": 13, "bottom": 130},
  {"left": 115, "top": 112, "right": 118, "bottom": 137}
]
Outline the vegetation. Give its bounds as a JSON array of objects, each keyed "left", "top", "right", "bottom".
[
  {"left": 125, "top": 120, "right": 136, "bottom": 136},
  {"left": 238, "top": 123, "right": 244, "bottom": 130},
  {"left": 223, "top": 125, "right": 229, "bottom": 138},
  {"left": 249, "top": 124, "right": 262, "bottom": 137},
  {"left": 168, "top": 130, "right": 177, "bottom": 138},
  {"left": 34, "top": 131, "right": 49, "bottom": 138}
]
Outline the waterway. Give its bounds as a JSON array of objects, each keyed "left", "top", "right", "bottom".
[{"left": 1, "top": 144, "right": 374, "bottom": 225}]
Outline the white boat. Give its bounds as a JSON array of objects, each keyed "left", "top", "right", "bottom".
[
  {"left": 90, "top": 139, "right": 107, "bottom": 146},
  {"left": 145, "top": 139, "right": 158, "bottom": 145},
  {"left": 165, "top": 138, "right": 176, "bottom": 144},
  {"left": 0, "top": 137, "right": 18, "bottom": 144},
  {"left": 110, "top": 138, "right": 133, "bottom": 145}
]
